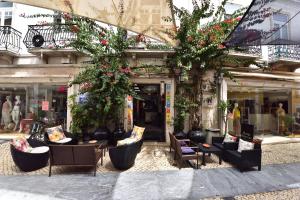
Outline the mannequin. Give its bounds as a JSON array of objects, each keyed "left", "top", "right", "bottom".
[
  {"left": 232, "top": 102, "right": 241, "bottom": 137},
  {"left": 276, "top": 103, "right": 286, "bottom": 134},
  {"left": 1, "top": 96, "right": 12, "bottom": 129},
  {"left": 12, "top": 95, "right": 22, "bottom": 131}
]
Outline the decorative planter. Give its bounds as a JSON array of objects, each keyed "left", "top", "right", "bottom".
[
  {"left": 92, "top": 127, "right": 110, "bottom": 141},
  {"left": 188, "top": 129, "right": 207, "bottom": 143},
  {"left": 174, "top": 130, "right": 187, "bottom": 139}
]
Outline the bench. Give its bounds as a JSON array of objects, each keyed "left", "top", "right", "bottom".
[{"left": 48, "top": 144, "right": 102, "bottom": 176}]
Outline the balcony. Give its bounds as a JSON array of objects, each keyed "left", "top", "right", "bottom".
[
  {"left": 268, "top": 45, "right": 300, "bottom": 63},
  {"left": 23, "top": 24, "right": 78, "bottom": 56},
  {"left": 0, "top": 26, "right": 21, "bottom": 56},
  {"left": 229, "top": 46, "right": 262, "bottom": 59}
]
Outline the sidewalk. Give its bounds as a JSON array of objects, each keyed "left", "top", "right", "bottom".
[{"left": 0, "top": 162, "right": 299, "bottom": 200}]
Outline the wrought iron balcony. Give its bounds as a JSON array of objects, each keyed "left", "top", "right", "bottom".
[
  {"left": 268, "top": 45, "right": 300, "bottom": 62},
  {"left": 0, "top": 26, "right": 21, "bottom": 54},
  {"left": 229, "top": 46, "right": 262, "bottom": 58},
  {"left": 23, "top": 24, "right": 76, "bottom": 49}
]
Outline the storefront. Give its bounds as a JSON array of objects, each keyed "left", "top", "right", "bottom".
[
  {"left": 0, "top": 64, "right": 80, "bottom": 133},
  {"left": 225, "top": 75, "right": 300, "bottom": 136}
]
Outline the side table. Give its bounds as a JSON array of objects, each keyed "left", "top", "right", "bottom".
[{"left": 198, "top": 144, "right": 222, "bottom": 166}]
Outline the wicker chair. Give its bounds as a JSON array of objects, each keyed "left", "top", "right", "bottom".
[{"left": 10, "top": 138, "right": 49, "bottom": 172}]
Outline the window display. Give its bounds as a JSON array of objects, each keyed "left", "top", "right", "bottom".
[{"left": 0, "top": 84, "right": 67, "bottom": 133}]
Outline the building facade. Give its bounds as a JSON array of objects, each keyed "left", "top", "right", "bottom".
[{"left": 1, "top": 1, "right": 300, "bottom": 142}]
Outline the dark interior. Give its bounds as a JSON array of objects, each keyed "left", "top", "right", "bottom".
[{"left": 133, "top": 84, "right": 165, "bottom": 142}]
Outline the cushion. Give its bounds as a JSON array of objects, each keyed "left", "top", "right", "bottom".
[
  {"left": 46, "top": 125, "right": 66, "bottom": 142},
  {"left": 181, "top": 147, "right": 195, "bottom": 154},
  {"left": 117, "top": 138, "right": 137, "bottom": 146},
  {"left": 130, "top": 125, "right": 145, "bottom": 140},
  {"left": 51, "top": 137, "right": 72, "bottom": 144},
  {"left": 237, "top": 139, "right": 254, "bottom": 153},
  {"left": 30, "top": 146, "right": 49, "bottom": 154},
  {"left": 10, "top": 137, "right": 32, "bottom": 152},
  {"left": 223, "top": 133, "right": 237, "bottom": 143}
]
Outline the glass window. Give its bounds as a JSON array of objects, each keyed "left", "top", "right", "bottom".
[
  {"left": 4, "top": 11, "right": 12, "bottom": 26},
  {"left": 273, "top": 13, "right": 289, "bottom": 40},
  {"left": 0, "top": 84, "right": 68, "bottom": 133},
  {"left": 0, "top": 2, "right": 13, "bottom": 8}
]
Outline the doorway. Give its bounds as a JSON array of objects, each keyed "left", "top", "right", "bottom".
[{"left": 133, "top": 84, "right": 165, "bottom": 141}]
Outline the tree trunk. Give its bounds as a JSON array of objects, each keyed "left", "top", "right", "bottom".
[{"left": 191, "top": 69, "right": 203, "bottom": 130}]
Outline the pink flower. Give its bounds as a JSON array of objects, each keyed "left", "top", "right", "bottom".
[
  {"left": 218, "top": 44, "right": 225, "bottom": 49},
  {"left": 106, "top": 72, "right": 113, "bottom": 77},
  {"left": 101, "top": 40, "right": 108, "bottom": 46},
  {"left": 63, "top": 13, "right": 72, "bottom": 21}
]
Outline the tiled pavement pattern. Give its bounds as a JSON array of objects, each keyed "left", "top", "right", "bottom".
[
  {"left": 0, "top": 142, "right": 300, "bottom": 175},
  {"left": 0, "top": 163, "right": 299, "bottom": 200}
]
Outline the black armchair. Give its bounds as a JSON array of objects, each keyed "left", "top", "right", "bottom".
[
  {"left": 109, "top": 139, "right": 143, "bottom": 170},
  {"left": 10, "top": 138, "right": 49, "bottom": 172}
]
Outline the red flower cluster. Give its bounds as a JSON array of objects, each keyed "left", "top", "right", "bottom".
[
  {"left": 106, "top": 72, "right": 113, "bottom": 77},
  {"left": 70, "top": 25, "right": 80, "bottom": 33},
  {"left": 80, "top": 82, "right": 92, "bottom": 90},
  {"left": 217, "top": 44, "right": 226, "bottom": 49},
  {"left": 136, "top": 34, "right": 146, "bottom": 43},
  {"left": 119, "top": 67, "right": 131, "bottom": 74},
  {"left": 99, "top": 65, "right": 108, "bottom": 69},
  {"left": 63, "top": 13, "right": 72, "bottom": 21},
  {"left": 101, "top": 40, "right": 108, "bottom": 46}
]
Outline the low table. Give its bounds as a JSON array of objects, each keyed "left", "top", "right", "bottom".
[{"left": 198, "top": 144, "right": 222, "bottom": 166}]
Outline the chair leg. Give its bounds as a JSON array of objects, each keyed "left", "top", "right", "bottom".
[
  {"left": 94, "top": 165, "right": 96, "bottom": 176},
  {"left": 49, "top": 164, "right": 52, "bottom": 177},
  {"left": 169, "top": 146, "right": 172, "bottom": 153},
  {"left": 258, "top": 164, "right": 261, "bottom": 171}
]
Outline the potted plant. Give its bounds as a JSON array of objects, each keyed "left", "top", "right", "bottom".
[{"left": 218, "top": 100, "right": 232, "bottom": 135}]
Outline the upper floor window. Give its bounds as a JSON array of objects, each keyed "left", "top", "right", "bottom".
[
  {"left": 0, "top": 1, "right": 12, "bottom": 26},
  {"left": 54, "top": 11, "right": 62, "bottom": 24},
  {"left": 273, "top": 13, "right": 289, "bottom": 40}
]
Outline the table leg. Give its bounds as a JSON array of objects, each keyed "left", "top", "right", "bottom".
[
  {"left": 202, "top": 152, "right": 206, "bottom": 166},
  {"left": 218, "top": 153, "right": 222, "bottom": 165}
]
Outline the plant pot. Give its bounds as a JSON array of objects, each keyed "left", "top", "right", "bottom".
[
  {"left": 112, "top": 127, "right": 125, "bottom": 145},
  {"left": 174, "top": 130, "right": 187, "bottom": 139},
  {"left": 188, "top": 129, "right": 206, "bottom": 143}
]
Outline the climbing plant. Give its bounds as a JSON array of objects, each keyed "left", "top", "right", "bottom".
[{"left": 165, "top": 0, "right": 245, "bottom": 130}]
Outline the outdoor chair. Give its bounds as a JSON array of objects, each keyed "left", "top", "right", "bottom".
[
  {"left": 109, "top": 139, "right": 143, "bottom": 170},
  {"left": 48, "top": 144, "right": 102, "bottom": 176},
  {"left": 169, "top": 132, "right": 190, "bottom": 159},
  {"left": 10, "top": 138, "right": 49, "bottom": 172},
  {"left": 174, "top": 137, "right": 200, "bottom": 169}
]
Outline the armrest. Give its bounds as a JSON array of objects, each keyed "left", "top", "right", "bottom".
[
  {"left": 212, "top": 136, "right": 224, "bottom": 144},
  {"left": 223, "top": 142, "right": 238, "bottom": 150},
  {"left": 241, "top": 149, "right": 261, "bottom": 163},
  {"left": 178, "top": 139, "right": 191, "bottom": 145}
]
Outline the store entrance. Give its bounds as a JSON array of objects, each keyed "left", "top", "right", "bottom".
[{"left": 133, "top": 84, "right": 165, "bottom": 141}]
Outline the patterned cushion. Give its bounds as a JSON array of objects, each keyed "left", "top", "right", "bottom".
[
  {"left": 180, "top": 141, "right": 188, "bottom": 146},
  {"left": 117, "top": 138, "right": 137, "bottom": 146},
  {"left": 237, "top": 139, "right": 254, "bottom": 153},
  {"left": 30, "top": 146, "right": 49, "bottom": 154},
  {"left": 223, "top": 133, "right": 237, "bottom": 143},
  {"left": 10, "top": 137, "right": 32, "bottom": 152},
  {"left": 46, "top": 125, "right": 66, "bottom": 142},
  {"left": 130, "top": 125, "right": 145, "bottom": 140},
  {"left": 181, "top": 147, "right": 195, "bottom": 154}
]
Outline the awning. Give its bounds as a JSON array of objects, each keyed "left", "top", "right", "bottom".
[
  {"left": 225, "top": 0, "right": 300, "bottom": 47},
  {"left": 7, "top": 0, "right": 176, "bottom": 44}
]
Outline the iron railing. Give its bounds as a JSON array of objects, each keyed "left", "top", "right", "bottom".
[
  {"left": 230, "top": 46, "right": 262, "bottom": 57},
  {"left": 268, "top": 45, "right": 300, "bottom": 62},
  {"left": 0, "top": 26, "right": 22, "bottom": 53},
  {"left": 23, "top": 24, "right": 77, "bottom": 49}
]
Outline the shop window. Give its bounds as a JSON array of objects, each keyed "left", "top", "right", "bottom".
[{"left": 0, "top": 84, "right": 68, "bottom": 133}]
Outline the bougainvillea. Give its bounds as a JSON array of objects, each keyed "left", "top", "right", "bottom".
[{"left": 166, "top": 0, "right": 244, "bottom": 130}]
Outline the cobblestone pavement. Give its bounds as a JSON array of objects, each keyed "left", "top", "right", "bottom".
[
  {"left": 0, "top": 142, "right": 300, "bottom": 175},
  {"left": 204, "top": 188, "right": 300, "bottom": 200}
]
